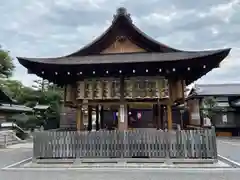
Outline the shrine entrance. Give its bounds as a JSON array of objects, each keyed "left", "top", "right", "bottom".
[
  {"left": 101, "top": 105, "right": 119, "bottom": 130},
  {"left": 128, "top": 104, "right": 154, "bottom": 129},
  {"left": 83, "top": 103, "right": 165, "bottom": 131}
]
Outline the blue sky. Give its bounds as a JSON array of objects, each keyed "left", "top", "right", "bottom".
[{"left": 0, "top": 0, "right": 240, "bottom": 86}]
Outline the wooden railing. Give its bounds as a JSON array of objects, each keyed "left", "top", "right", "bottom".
[{"left": 33, "top": 128, "right": 217, "bottom": 159}]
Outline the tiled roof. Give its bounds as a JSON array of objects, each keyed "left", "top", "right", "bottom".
[
  {"left": 0, "top": 104, "right": 33, "bottom": 112},
  {"left": 17, "top": 49, "right": 230, "bottom": 65},
  {"left": 33, "top": 105, "right": 50, "bottom": 110},
  {"left": 191, "top": 84, "right": 240, "bottom": 96}
]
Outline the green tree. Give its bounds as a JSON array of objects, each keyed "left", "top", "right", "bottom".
[
  {"left": 1, "top": 78, "right": 63, "bottom": 130},
  {"left": 0, "top": 79, "right": 24, "bottom": 99},
  {"left": 201, "top": 97, "right": 217, "bottom": 124},
  {"left": 0, "top": 79, "right": 40, "bottom": 106},
  {"left": 37, "top": 86, "right": 63, "bottom": 129},
  {"left": 0, "top": 48, "right": 15, "bottom": 78}
]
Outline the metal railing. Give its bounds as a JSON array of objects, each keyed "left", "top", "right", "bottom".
[{"left": 33, "top": 127, "right": 217, "bottom": 159}]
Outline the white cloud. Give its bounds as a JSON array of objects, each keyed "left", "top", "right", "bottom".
[
  {"left": 198, "top": 0, "right": 240, "bottom": 22},
  {"left": 210, "top": 27, "right": 219, "bottom": 36},
  {"left": 0, "top": 0, "right": 239, "bottom": 87}
]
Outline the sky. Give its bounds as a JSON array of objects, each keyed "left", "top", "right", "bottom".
[{"left": 0, "top": 0, "right": 240, "bottom": 87}]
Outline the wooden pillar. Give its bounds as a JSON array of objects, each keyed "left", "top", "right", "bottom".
[
  {"left": 127, "top": 104, "right": 129, "bottom": 128},
  {"left": 199, "top": 98, "right": 204, "bottom": 127},
  {"left": 153, "top": 104, "right": 156, "bottom": 128},
  {"left": 167, "top": 78, "right": 175, "bottom": 130},
  {"left": 160, "top": 105, "right": 164, "bottom": 129},
  {"left": 64, "top": 86, "right": 67, "bottom": 102},
  {"left": 96, "top": 105, "right": 100, "bottom": 131},
  {"left": 100, "top": 105, "right": 104, "bottom": 129},
  {"left": 155, "top": 103, "right": 162, "bottom": 130},
  {"left": 76, "top": 106, "right": 83, "bottom": 131},
  {"left": 167, "top": 104, "right": 172, "bottom": 130},
  {"left": 153, "top": 104, "right": 158, "bottom": 129},
  {"left": 181, "top": 80, "right": 186, "bottom": 101},
  {"left": 87, "top": 105, "right": 92, "bottom": 131}
]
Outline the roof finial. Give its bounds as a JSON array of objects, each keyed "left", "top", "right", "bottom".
[
  {"left": 113, "top": 7, "right": 132, "bottom": 23},
  {"left": 117, "top": 7, "right": 127, "bottom": 15}
]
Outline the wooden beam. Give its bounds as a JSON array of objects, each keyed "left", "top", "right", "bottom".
[
  {"left": 167, "top": 104, "right": 172, "bottom": 130},
  {"left": 76, "top": 106, "right": 83, "bottom": 131},
  {"left": 87, "top": 105, "right": 92, "bottom": 131},
  {"left": 160, "top": 105, "right": 164, "bottom": 129},
  {"left": 100, "top": 105, "right": 104, "bottom": 129},
  {"left": 120, "top": 75, "right": 125, "bottom": 102},
  {"left": 75, "top": 99, "right": 170, "bottom": 106},
  {"left": 96, "top": 105, "right": 100, "bottom": 131}
]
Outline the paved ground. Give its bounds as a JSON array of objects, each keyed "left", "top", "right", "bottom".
[
  {"left": 0, "top": 145, "right": 32, "bottom": 169},
  {"left": 217, "top": 138, "right": 240, "bottom": 164},
  {"left": 1, "top": 140, "right": 240, "bottom": 180},
  {"left": 1, "top": 169, "right": 240, "bottom": 180}
]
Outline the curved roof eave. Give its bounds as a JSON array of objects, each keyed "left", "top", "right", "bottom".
[{"left": 17, "top": 48, "right": 231, "bottom": 66}]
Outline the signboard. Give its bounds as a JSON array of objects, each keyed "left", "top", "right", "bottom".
[
  {"left": 119, "top": 105, "right": 125, "bottom": 123},
  {"left": 222, "top": 114, "right": 228, "bottom": 123}
]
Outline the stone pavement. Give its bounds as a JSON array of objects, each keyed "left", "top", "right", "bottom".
[
  {"left": 0, "top": 140, "right": 240, "bottom": 180},
  {"left": 1, "top": 168, "right": 240, "bottom": 180},
  {"left": 217, "top": 138, "right": 240, "bottom": 164},
  {"left": 7, "top": 142, "right": 33, "bottom": 149},
  {"left": 0, "top": 146, "right": 32, "bottom": 169}
]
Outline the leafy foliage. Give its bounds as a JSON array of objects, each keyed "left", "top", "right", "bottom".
[
  {"left": 202, "top": 97, "right": 216, "bottom": 110},
  {"left": 0, "top": 47, "right": 63, "bottom": 130},
  {"left": 1, "top": 78, "right": 63, "bottom": 130},
  {"left": 0, "top": 48, "right": 15, "bottom": 78},
  {"left": 201, "top": 97, "right": 217, "bottom": 124}
]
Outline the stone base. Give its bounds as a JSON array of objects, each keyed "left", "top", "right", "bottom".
[
  {"left": 34, "top": 158, "right": 218, "bottom": 165},
  {"left": 19, "top": 158, "right": 231, "bottom": 169},
  {"left": 3, "top": 157, "right": 232, "bottom": 170}
]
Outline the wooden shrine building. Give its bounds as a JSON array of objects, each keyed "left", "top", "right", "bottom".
[{"left": 17, "top": 7, "right": 231, "bottom": 131}]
